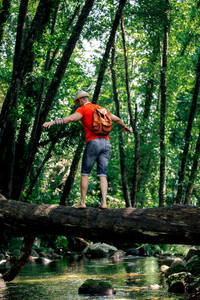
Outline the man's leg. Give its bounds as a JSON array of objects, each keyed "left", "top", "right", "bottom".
[
  {"left": 79, "top": 141, "right": 98, "bottom": 208},
  {"left": 99, "top": 176, "right": 108, "bottom": 208},
  {"left": 79, "top": 175, "right": 89, "bottom": 208},
  {"left": 97, "top": 139, "right": 111, "bottom": 209}
]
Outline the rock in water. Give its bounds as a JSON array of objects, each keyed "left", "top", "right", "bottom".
[
  {"left": 78, "top": 279, "right": 115, "bottom": 296},
  {"left": 83, "top": 242, "right": 118, "bottom": 258}
]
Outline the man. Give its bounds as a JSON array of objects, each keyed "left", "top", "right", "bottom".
[{"left": 43, "top": 91, "right": 131, "bottom": 208}]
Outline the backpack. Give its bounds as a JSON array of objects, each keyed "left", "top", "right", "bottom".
[{"left": 92, "top": 108, "right": 112, "bottom": 136}]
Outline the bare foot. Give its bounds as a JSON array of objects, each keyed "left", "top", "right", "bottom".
[
  {"left": 76, "top": 205, "right": 86, "bottom": 209},
  {"left": 99, "top": 205, "right": 107, "bottom": 209}
]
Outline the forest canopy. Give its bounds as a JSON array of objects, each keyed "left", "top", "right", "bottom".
[{"left": 0, "top": 0, "right": 199, "bottom": 209}]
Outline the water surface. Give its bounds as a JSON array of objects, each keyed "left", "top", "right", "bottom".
[{"left": 1, "top": 256, "right": 187, "bottom": 299}]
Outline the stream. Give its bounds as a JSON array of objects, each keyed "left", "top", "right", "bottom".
[{"left": 1, "top": 256, "right": 188, "bottom": 299}]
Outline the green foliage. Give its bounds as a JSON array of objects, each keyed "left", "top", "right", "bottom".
[
  {"left": 158, "top": 244, "right": 192, "bottom": 256},
  {"left": 134, "top": 243, "right": 191, "bottom": 256},
  {"left": 7, "top": 238, "right": 23, "bottom": 251},
  {"left": 55, "top": 236, "right": 69, "bottom": 251},
  {"left": 0, "top": 0, "right": 200, "bottom": 209}
]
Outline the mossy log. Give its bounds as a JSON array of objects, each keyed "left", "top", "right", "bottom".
[{"left": 1, "top": 199, "right": 200, "bottom": 245}]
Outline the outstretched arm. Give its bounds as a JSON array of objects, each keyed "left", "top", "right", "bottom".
[
  {"left": 110, "top": 113, "right": 131, "bottom": 133},
  {"left": 43, "top": 112, "right": 82, "bottom": 128}
]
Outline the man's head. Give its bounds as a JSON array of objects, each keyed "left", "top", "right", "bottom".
[{"left": 74, "top": 91, "right": 89, "bottom": 106}]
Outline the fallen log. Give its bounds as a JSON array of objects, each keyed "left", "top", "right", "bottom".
[{"left": 1, "top": 199, "right": 200, "bottom": 245}]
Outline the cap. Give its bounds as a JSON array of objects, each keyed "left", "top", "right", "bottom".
[{"left": 74, "top": 91, "right": 89, "bottom": 101}]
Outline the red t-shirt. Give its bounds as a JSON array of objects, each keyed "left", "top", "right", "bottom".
[{"left": 76, "top": 102, "right": 110, "bottom": 143}]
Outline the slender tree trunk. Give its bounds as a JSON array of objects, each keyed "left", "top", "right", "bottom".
[
  {"left": 111, "top": 46, "right": 131, "bottom": 207},
  {"left": 0, "top": 0, "right": 60, "bottom": 197},
  {"left": 20, "top": 0, "right": 60, "bottom": 79},
  {"left": 179, "top": 1, "right": 199, "bottom": 57},
  {"left": 3, "top": 235, "right": 35, "bottom": 282},
  {"left": 16, "top": 1, "right": 79, "bottom": 161},
  {"left": 48, "top": 5, "right": 81, "bottom": 70},
  {"left": 13, "top": 2, "right": 61, "bottom": 199},
  {"left": 24, "top": 142, "right": 56, "bottom": 201},
  {"left": 0, "top": 0, "right": 11, "bottom": 47},
  {"left": 24, "top": 124, "right": 80, "bottom": 201},
  {"left": 176, "top": 52, "right": 200, "bottom": 204},
  {"left": 60, "top": 138, "right": 85, "bottom": 205},
  {"left": 0, "top": 0, "right": 59, "bottom": 139},
  {"left": 184, "top": 131, "right": 200, "bottom": 205},
  {"left": 143, "top": 79, "right": 154, "bottom": 119},
  {"left": 92, "top": 0, "right": 127, "bottom": 103},
  {"left": 0, "top": 0, "right": 29, "bottom": 198},
  {"left": 25, "top": 126, "right": 79, "bottom": 201},
  {"left": 159, "top": 7, "right": 169, "bottom": 207},
  {"left": 180, "top": 33, "right": 193, "bottom": 56},
  {"left": 120, "top": 17, "right": 134, "bottom": 129},
  {"left": 131, "top": 105, "right": 140, "bottom": 207},
  {"left": 120, "top": 17, "right": 139, "bottom": 207},
  {"left": 19, "top": 5, "right": 81, "bottom": 200},
  {"left": 143, "top": 37, "right": 160, "bottom": 119}
]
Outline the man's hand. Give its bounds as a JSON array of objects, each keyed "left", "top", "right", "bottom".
[
  {"left": 122, "top": 125, "right": 132, "bottom": 134},
  {"left": 43, "top": 121, "right": 54, "bottom": 128}
]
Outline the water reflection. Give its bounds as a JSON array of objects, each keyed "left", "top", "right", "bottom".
[{"left": 0, "top": 256, "right": 187, "bottom": 299}]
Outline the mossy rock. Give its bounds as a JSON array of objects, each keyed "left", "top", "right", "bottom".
[
  {"left": 186, "top": 255, "right": 200, "bottom": 276},
  {"left": 83, "top": 243, "right": 118, "bottom": 258},
  {"left": 78, "top": 279, "right": 115, "bottom": 296},
  {"left": 167, "top": 272, "right": 195, "bottom": 294},
  {"left": 193, "top": 277, "right": 200, "bottom": 289},
  {"left": 167, "top": 272, "right": 193, "bottom": 286},
  {"left": 165, "top": 259, "right": 186, "bottom": 277},
  {"left": 185, "top": 248, "right": 200, "bottom": 262},
  {"left": 185, "top": 276, "right": 200, "bottom": 294},
  {"left": 168, "top": 281, "right": 185, "bottom": 293}
]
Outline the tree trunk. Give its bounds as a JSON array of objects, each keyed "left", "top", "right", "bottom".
[
  {"left": 176, "top": 52, "right": 200, "bottom": 204},
  {"left": 159, "top": 4, "right": 169, "bottom": 207},
  {"left": 20, "top": 5, "right": 81, "bottom": 201},
  {"left": 0, "top": 0, "right": 11, "bottom": 47},
  {"left": 0, "top": 0, "right": 29, "bottom": 198},
  {"left": 92, "top": 0, "right": 127, "bottom": 103},
  {"left": 110, "top": 46, "right": 131, "bottom": 207},
  {"left": 131, "top": 105, "right": 140, "bottom": 207},
  {"left": 143, "top": 79, "right": 154, "bottom": 120},
  {"left": 2, "top": 235, "right": 35, "bottom": 282},
  {"left": 20, "top": 0, "right": 60, "bottom": 79},
  {"left": 143, "top": 36, "right": 160, "bottom": 119},
  {"left": 13, "top": 2, "right": 60, "bottom": 200},
  {"left": 24, "top": 142, "right": 56, "bottom": 201},
  {"left": 48, "top": 4, "right": 81, "bottom": 70},
  {"left": 60, "top": 138, "right": 85, "bottom": 205},
  {"left": 0, "top": 0, "right": 60, "bottom": 198},
  {"left": 1, "top": 199, "right": 200, "bottom": 246},
  {"left": 120, "top": 17, "right": 139, "bottom": 207},
  {"left": 0, "top": 0, "right": 59, "bottom": 142},
  {"left": 184, "top": 131, "right": 200, "bottom": 205},
  {"left": 120, "top": 17, "right": 134, "bottom": 130}
]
